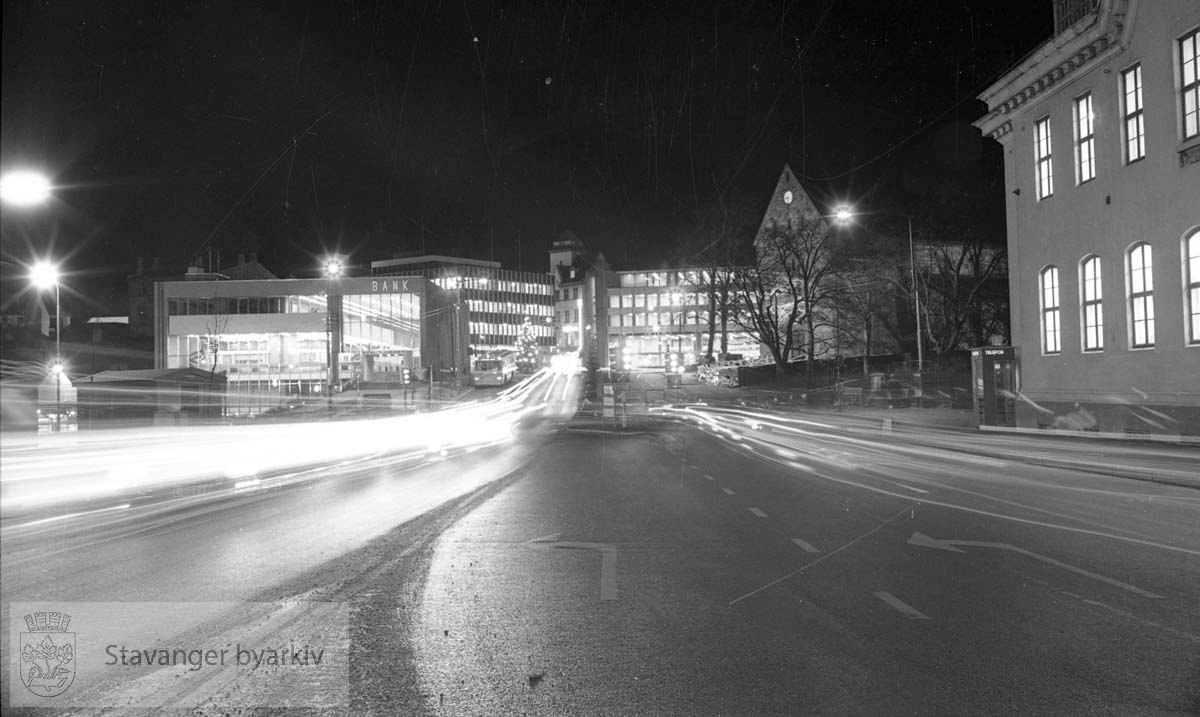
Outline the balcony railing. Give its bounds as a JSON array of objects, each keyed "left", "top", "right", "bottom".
[{"left": 1053, "top": 0, "right": 1100, "bottom": 35}]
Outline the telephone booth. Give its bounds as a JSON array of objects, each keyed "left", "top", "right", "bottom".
[{"left": 971, "top": 346, "right": 1017, "bottom": 427}]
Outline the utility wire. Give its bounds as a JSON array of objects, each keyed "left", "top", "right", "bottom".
[{"left": 188, "top": 105, "right": 335, "bottom": 264}]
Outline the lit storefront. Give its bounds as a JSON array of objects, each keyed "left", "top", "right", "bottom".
[{"left": 154, "top": 276, "right": 459, "bottom": 415}]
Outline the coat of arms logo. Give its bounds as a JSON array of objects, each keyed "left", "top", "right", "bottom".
[{"left": 19, "top": 611, "right": 76, "bottom": 697}]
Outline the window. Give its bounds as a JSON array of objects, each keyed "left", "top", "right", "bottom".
[
  {"left": 1040, "top": 266, "right": 1061, "bottom": 353},
  {"left": 1081, "top": 256, "right": 1104, "bottom": 351},
  {"left": 1074, "top": 94, "right": 1096, "bottom": 183},
  {"left": 609, "top": 295, "right": 619, "bottom": 309},
  {"left": 1182, "top": 29, "right": 1200, "bottom": 140},
  {"left": 1034, "top": 117, "right": 1054, "bottom": 200},
  {"left": 1121, "top": 65, "right": 1145, "bottom": 163},
  {"left": 1127, "top": 243, "right": 1155, "bottom": 348},
  {"left": 1187, "top": 231, "right": 1200, "bottom": 344}
]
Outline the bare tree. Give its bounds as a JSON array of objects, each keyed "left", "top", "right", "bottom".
[
  {"left": 674, "top": 189, "right": 757, "bottom": 361},
  {"left": 919, "top": 242, "right": 1008, "bottom": 354},
  {"left": 730, "top": 216, "right": 843, "bottom": 376},
  {"left": 200, "top": 295, "right": 231, "bottom": 376},
  {"left": 832, "top": 274, "right": 894, "bottom": 376}
]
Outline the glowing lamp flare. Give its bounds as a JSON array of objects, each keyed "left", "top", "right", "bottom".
[
  {"left": 30, "top": 261, "right": 60, "bottom": 289},
  {"left": 0, "top": 170, "right": 52, "bottom": 206}
]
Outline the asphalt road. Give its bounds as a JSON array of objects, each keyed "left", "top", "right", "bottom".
[{"left": 2, "top": 377, "right": 1197, "bottom": 714}]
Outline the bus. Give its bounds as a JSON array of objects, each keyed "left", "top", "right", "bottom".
[{"left": 471, "top": 352, "right": 517, "bottom": 387}]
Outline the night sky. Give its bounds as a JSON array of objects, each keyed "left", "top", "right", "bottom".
[{"left": 2, "top": 0, "right": 1052, "bottom": 316}]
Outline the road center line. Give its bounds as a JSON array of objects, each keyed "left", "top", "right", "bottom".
[
  {"left": 722, "top": 487, "right": 736, "bottom": 496},
  {"left": 790, "top": 538, "right": 820, "bottom": 553},
  {"left": 730, "top": 507, "right": 911, "bottom": 606},
  {"left": 703, "top": 473, "right": 716, "bottom": 481},
  {"left": 875, "top": 591, "right": 931, "bottom": 620},
  {"left": 748, "top": 507, "right": 767, "bottom": 518}
]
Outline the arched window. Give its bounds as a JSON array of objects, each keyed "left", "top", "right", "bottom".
[
  {"left": 1040, "top": 266, "right": 1061, "bottom": 354},
  {"left": 1127, "top": 243, "right": 1155, "bottom": 348},
  {"left": 1187, "top": 230, "right": 1200, "bottom": 345},
  {"left": 1080, "top": 256, "right": 1103, "bottom": 351}
]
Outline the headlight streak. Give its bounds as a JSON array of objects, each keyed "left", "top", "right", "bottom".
[
  {"left": 662, "top": 405, "right": 1200, "bottom": 557},
  {"left": 0, "top": 374, "right": 566, "bottom": 518}
]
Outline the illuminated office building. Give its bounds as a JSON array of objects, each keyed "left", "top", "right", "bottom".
[
  {"left": 371, "top": 255, "right": 555, "bottom": 359},
  {"left": 153, "top": 276, "right": 461, "bottom": 415}
]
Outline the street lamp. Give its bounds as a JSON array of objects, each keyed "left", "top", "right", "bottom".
[
  {"left": 0, "top": 170, "right": 51, "bottom": 207},
  {"left": 668, "top": 290, "right": 683, "bottom": 354},
  {"left": 323, "top": 257, "right": 344, "bottom": 409},
  {"left": 834, "top": 205, "right": 923, "bottom": 371},
  {"left": 31, "top": 261, "right": 64, "bottom": 431},
  {"left": 2, "top": 170, "right": 66, "bottom": 430}
]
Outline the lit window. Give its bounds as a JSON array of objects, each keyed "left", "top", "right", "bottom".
[
  {"left": 1187, "top": 231, "right": 1200, "bottom": 345},
  {"left": 1040, "top": 266, "right": 1061, "bottom": 353},
  {"left": 1182, "top": 30, "right": 1200, "bottom": 140},
  {"left": 1081, "top": 256, "right": 1104, "bottom": 351},
  {"left": 1127, "top": 243, "right": 1155, "bottom": 348},
  {"left": 1034, "top": 117, "right": 1054, "bottom": 200},
  {"left": 1074, "top": 94, "right": 1096, "bottom": 183}
]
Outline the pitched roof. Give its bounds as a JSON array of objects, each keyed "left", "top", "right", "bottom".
[{"left": 754, "top": 164, "right": 827, "bottom": 237}]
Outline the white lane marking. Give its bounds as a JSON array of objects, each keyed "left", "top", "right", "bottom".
[
  {"left": 12, "top": 503, "right": 132, "bottom": 529},
  {"left": 907, "top": 532, "right": 1163, "bottom": 599},
  {"left": 883, "top": 480, "right": 930, "bottom": 495},
  {"left": 525, "top": 533, "right": 619, "bottom": 601},
  {"left": 730, "top": 507, "right": 910, "bottom": 606},
  {"left": 703, "top": 473, "right": 716, "bottom": 481},
  {"left": 748, "top": 508, "right": 767, "bottom": 518},
  {"left": 875, "top": 591, "right": 930, "bottom": 620},
  {"left": 721, "top": 488, "right": 736, "bottom": 496},
  {"left": 790, "top": 538, "right": 820, "bottom": 553}
]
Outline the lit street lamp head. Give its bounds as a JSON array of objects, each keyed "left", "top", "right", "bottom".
[
  {"left": 30, "top": 260, "right": 60, "bottom": 289},
  {"left": 0, "top": 170, "right": 52, "bottom": 207},
  {"left": 833, "top": 205, "right": 854, "bottom": 224},
  {"left": 323, "top": 258, "right": 344, "bottom": 277}
]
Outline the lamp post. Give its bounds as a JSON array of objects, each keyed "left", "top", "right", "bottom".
[
  {"left": 834, "top": 206, "right": 923, "bottom": 371},
  {"left": 2, "top": 170, "right": 63, "bottom": 430},
  {"left": 323, "top": 257, "right": 343, "bottom": 411},
  {"left": 31, "top": 261, "right": 63, "bottom": 431}
]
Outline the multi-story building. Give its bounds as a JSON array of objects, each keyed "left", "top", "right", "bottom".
[
  {"left": 975, "top": 0, "right": 1199, "bottom": 436},
  {"left": 129, "top": 253, "right": 277, "bottom": 337},
  {"left": 606, "top": 269, "right": 759, "bottom": 368},
  {"left": 547, "top": 233, "right": 756, "bottom": 368},
  {"left": 153, "top": 275, "right": 462, "bottom": 415},
  {"left": 371, "top": 254, "right": 555, "bottom": 361},
  {"left": 548, "top": 234, "right": 615, "bottom": 360}
]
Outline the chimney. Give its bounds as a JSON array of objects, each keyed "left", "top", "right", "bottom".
[
  {"left": 237, "top": 253, "right": 245, "bottom": 265},
  {"left": 136, "top": 257, "right": 145, "bottom": 274},
  {"left": 151, "top": 257, "right": 161, "bottom": 271},
  {"left": 248, "top": 252, "right": 257, "bottom": 264}
]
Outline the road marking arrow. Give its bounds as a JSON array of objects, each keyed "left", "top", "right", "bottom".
[
  {"left": 525, "top": 533, "right": 618, "bottom": 600},
  {"left": 907, "top": 532, "right": 1162, "bottom": 599}
]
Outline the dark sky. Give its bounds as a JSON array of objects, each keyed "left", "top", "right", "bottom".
[{"left": 2, "top": 0, "right": 1052, "bottom": 314}]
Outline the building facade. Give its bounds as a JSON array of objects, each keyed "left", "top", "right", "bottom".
[
  {"left": 153, "top": 276, "right": 461, "bottom": 415},
  {"left": 975, "top": 0, "right": 1200, "bottom": 435},
  {"left": 371, "top": 254, "right": 555, "bottom": 361},
  {"left": 606, "top": 269, "right": 758, "bottom": 368}
]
